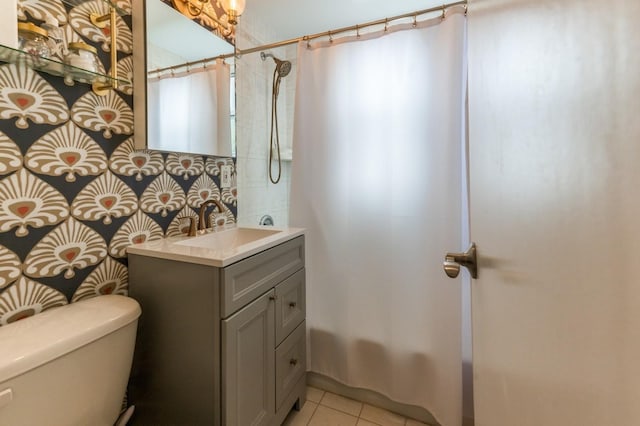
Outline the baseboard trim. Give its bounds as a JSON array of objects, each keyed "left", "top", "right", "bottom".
[{"left": 307, "top": 372, "right": 441, "bottom": 425}]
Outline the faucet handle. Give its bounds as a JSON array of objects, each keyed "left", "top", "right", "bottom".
[{"left": 182, "top": 216, "right": 197, "bottom": 237}]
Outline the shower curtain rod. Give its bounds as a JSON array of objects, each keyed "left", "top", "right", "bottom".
[
  {"left": 231, "top": 0, "right": 467, "bottom": 58},
  {"left": 148, "top": 1, "right": 467, "bottom": 75},
  {"left": 148, "top": 59, "right": 225, "bottom": 77}
]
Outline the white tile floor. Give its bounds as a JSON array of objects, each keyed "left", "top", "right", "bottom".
[{"left": 283, "top": 387, "right": 430, "bottom": 426}]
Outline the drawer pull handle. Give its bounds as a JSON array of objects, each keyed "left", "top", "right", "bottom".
[
  {"left": 289, "top": 358, "right": 298, "bottom": 366},
  {"left": 288, "top": 301, "right": 297, "bottom": 308}
]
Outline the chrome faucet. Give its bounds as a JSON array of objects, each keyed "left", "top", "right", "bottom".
[{"left": 198, "top": 199, "right": 225, "bottom": 231}]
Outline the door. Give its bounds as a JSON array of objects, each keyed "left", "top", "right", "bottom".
[
  {"left": 222, "top": 290, "right": 275, "bottom": 426},
  {"left": 467, "top": 0, "right": 640, "bottom": 425}
]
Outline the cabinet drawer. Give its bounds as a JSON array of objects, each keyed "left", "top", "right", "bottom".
[
  {"left": 221, "top": 236, "right": 305, "bottom": 318},
  {"left": 275, "top": 269, "right": 306, "bottom": 345},
  {"left": 275, "top": 321, "right": 306, "bottom": 411}
]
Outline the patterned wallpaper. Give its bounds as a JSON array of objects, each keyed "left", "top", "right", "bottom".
[
  {"left": 0, "top": 0, "right": 237, "bottom": 326},
  {"left": 159, "top": 0, "right": 236, "bottom": 44}
]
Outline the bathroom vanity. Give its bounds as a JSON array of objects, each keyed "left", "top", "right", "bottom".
[{"left": 127, "top": 227, "right": 306, "bottom": 426}]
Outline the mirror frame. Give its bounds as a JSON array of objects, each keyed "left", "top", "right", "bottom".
[{"left": 132, "top": 0, "right": 146, "bottom": 153}]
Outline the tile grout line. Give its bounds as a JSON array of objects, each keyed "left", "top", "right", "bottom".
[
  {"left": 304, "top": 388, "right": 420, "bottom": 426},
  {"left": 318, "top": 392, "right": 365, "bottom": 420},
  {"left": 304, "top": 400, "right": 319, "bottom": 426}
]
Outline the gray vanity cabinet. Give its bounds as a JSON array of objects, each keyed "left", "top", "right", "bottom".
[{"left": 128, "top": 235, "right": 306, "bottom": 426}]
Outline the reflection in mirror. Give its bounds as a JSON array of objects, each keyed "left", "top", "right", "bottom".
[{"left": 134, "top": 0, "right": 236, "bottom": 157}]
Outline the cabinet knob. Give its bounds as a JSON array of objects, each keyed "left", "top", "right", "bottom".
[
  {"left": 269, "top": 295, "right": 278, "bottom": 301},
  {"left": 288, "top": 301, "right": 297, "bottom": 308},
  {"left": 289, "top": 358, "right": 298, "bottom": 366}
]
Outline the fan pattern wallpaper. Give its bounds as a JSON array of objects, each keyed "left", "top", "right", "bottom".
[{"left": 0, "top": 0, "right": 237, "bottom": 326}]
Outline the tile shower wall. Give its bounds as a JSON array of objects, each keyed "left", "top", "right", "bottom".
[
  {"left": 0, "top": 0, "right": 236, "bottom": 326},
  {"left": 236, "top": 16, "right": 296, "bottom": 227}
]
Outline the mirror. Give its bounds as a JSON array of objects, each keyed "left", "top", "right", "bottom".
[{"left": 133, "top": 0, "right": 236, "bottom": 157}]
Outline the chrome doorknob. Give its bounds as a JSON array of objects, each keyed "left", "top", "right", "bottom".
[{"left": 443, "top": 243, "right": 478, "bottom": 279}]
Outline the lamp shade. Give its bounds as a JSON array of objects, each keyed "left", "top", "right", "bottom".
[{"left": 220, "top": 0, "right": 245, "bottom": 16}]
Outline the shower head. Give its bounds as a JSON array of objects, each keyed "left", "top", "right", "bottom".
[
  {"left": 260, "top": 52, "right": 292, "bottom": 77},
  {"left": 276, "top": 59, "right": 292, "bottom": 77}
]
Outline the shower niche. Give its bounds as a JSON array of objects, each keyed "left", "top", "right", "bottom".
[{"left": 132, "top": 0, "right": 236, "bottom": 156}]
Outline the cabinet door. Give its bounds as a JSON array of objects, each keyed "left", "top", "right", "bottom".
[{"left": 222, "top": 290, "right": 276, "bottom": 426}]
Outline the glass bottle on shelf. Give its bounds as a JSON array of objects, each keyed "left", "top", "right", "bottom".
[
  {"left": 17, "top": 22, "right": 50, "bottom": 58},
  {"left": 41, "top": 14, "right": 65, "bottom": 61},
  {"left": 63, "top": 42, "right": 100, "bottom": 84}
]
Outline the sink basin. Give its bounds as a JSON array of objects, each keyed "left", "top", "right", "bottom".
[
  {"left": 127, "top": 225, "right": 304, "bottom": 267},
  {"left": 174, "top": 227, "right": 282, "bottom": 250}
]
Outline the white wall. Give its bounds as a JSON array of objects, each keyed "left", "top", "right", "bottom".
[{"left": 235, "top": 16, "right": 297, "bottom": 227}]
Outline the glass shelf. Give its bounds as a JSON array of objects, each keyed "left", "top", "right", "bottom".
[
  {"left": 60, "top": 0, "right": 129, "bottom": 16},
  {"left": 0, "top": 45, "right": 130, "bottom": 88}
]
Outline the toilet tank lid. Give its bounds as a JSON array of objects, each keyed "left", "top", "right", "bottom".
[{"left": 0, "top": 295, "right": 141, "bottom": 383}]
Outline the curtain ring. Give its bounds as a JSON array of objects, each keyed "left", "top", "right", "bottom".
[
  {"left": 307, "top": 38, "right": 311, "bottom": 49},
  {"left": 441, "top": 5, "right": 446, "bottom": 20},
  {"left": 356, "top": 24, "right": 360, "bottom": 39},
  {"left": 328, "top": 30, "right": 333, "bottom": 43},
  {"left": 384, "top": 18, "right": 389, "bottom": 32},
  {"left": 464, "top": 4, "right": 468, "bottom": 16},
  {"left": 412, "top": 14, "right": 417, "bottom": 28}
]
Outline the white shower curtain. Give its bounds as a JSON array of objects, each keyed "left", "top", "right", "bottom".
[
  {"left": 290, "top": 9, "right": 467, "bottom": 426},
  {"left": 148, "top": 59, "right": 231, "bottom": 156}
]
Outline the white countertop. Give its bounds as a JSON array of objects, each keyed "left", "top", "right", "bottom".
[{"left": 126, "top": 225, "right": 305, "bottom": 267}]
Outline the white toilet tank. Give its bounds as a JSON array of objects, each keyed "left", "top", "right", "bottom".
[{"left": 0, "top": 295, "right": 141, "bottom": 426}]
